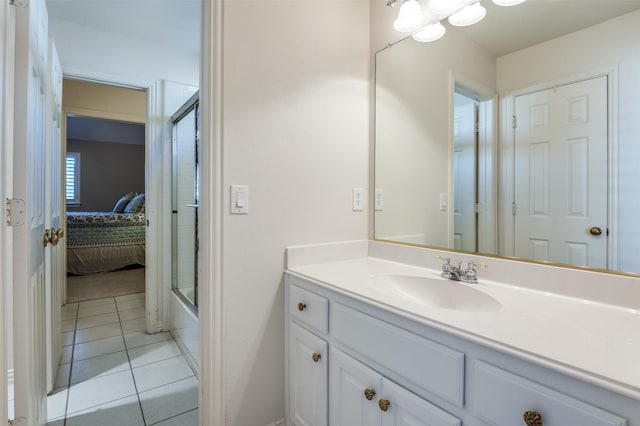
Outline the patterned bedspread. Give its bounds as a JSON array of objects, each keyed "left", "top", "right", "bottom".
[{"left": 66, "top": 212, "right": 146, "bottom": 248}]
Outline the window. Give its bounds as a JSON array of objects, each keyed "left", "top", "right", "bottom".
[{"left": 66, "top": 152, "right": 81, "bottom": 205}]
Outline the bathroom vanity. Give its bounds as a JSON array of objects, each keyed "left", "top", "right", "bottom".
[{"left": 284, "top": 241, "right": 640, "bottom": 425}]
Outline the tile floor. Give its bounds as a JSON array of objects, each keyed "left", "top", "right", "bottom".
[{"left": 47, "top": 293, "right": 198, "bottom": 426}]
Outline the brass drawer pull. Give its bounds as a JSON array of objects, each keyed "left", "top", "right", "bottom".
[
  {"left": 297, "top": 302, "right": 307, "bottom": 311},
  {"left": 523, "top": 411, "right": 543, "bottom": 426},
  {"left": 312, "top": 352, "right": 321, "bottom": 363},
  {"left": 378, "top": 399, "right": 390, "bottom": 412},
  {"left": 364, "top": 388, "right": 376, "bottom": 401}
]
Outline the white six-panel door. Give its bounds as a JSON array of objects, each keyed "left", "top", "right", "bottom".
[
  {"left": 514, "top": 76, "right": 608, "bottom": 268},
  {"left": 44, "top": 38, "right": 63, "bottom": 394},
  {"left": 12, "top": 0, "right": 50, "bottom": 423}
]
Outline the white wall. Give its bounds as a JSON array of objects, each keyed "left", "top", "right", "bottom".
[
  {"left": 497, "top": 10, "right": 640, "bottom": 273},
  {"left": 220, "top": 1, "right": 370, "bottom": 423},
  {"left": 48, "top": 17, "right": 198, "bottom": 88}
]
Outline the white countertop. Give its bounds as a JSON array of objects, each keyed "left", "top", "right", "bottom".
[{"left": 287, "top": 255, "right": 640, "bottom": 400}]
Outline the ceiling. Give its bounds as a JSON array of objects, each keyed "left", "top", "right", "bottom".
[{"left": 45, "top": 0, "right": 200, "bottom": 57}]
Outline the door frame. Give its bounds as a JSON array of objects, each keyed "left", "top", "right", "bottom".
[
  {"left": 1, "top": 0, "right": 15, "bottom": 423},
  {"left": 499, "top": 66, "right": 619, "bottom": 269}
]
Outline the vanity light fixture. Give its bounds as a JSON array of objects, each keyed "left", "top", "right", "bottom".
[
  {"left": 394, "top": 0, "right": 427, "bottom": 33},
  {"left": 389, "top": 0, "right": 527, "bottom": 42}
]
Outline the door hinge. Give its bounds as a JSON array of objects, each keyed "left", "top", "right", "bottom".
[
  {"left": 474, "top": 203, "right": 480, "bottom": 214},
  {"left": 5, "top": 198, "right": 26, "bottom": 226},
  {"left": 512, "top": 115, "right": 517, "bottom": 129},
  {"left": 475, "top": 121, "right": 480, "bottom": 134},
  {"left": 512, "top": 202, "right": 516, "bottom": 216}
]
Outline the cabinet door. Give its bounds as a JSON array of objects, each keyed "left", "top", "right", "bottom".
[
  {"left": 380, "top": 379, "right": 461, "bottom": 426},
  {"left": 289, "top": 323, "right": 328, "bottom": 426},
  {"left": 331, "top": 349, "right": 383, "bottom": 426}
]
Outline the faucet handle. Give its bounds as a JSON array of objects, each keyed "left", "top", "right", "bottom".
[
  {"left": 434, "top": 256, "right": 451, "bottom": 265},
  {"left": 466, "top": 261, "right": 487, "bottom": 270}
]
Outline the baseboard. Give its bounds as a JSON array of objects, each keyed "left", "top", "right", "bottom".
[{"left": 265, "top": 419, "right": 286, "bottom": 426}]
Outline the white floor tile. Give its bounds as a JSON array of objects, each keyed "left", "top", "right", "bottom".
[
  {"left": 73, "top": 335, "right": 126, "bottom": 361},
  {"left": 133, "top": 356, "right": 194, "bottom": 393},
  {"left": 121, "top": 317, "right": 146, "bottom": 334},
  {"left": 47, "top": 387, "right": 68, "bottom": 421},
  {"left": 65, "top": 395, "right": 145, "bottom": 426},
  {"left": 128, "top": 340, "right": 181, "bottom": 368},
  {"left": 115, "top": 292, "right": 145, "bottom": 303},
  {"left": 118, "top": 306, "right": 145, "bottom": 321},
  {"left": 116, "top": 298, "right": 145, "bottom": 311},
  {"left": 124, "top": 331, "right": 171, "bottom": 350},
  {"left": 70, "top": 351, "right": 130, "bottom": 384},
  {"left": 151, "top": 408, "right": 198, "bottom": 426},
  {"left": 139, "top": 376, "right": 198, "bottom": 425},
  {"left": 74, "top": 322, "right": 122, "bottom": 344},
  {"left": 77, "top": 303, "right": 117, "bottom": 318},
  {"left": 54, "top": 363, "right": 71, "bottom": 388},
  {"left": 76, "top": 311, "right": 120, "bottom": 330},
  {"left": 66, "top": 370, "right": 137, "bottom": 414},
  {"left": 46, "top": 419, "right": 65, "bottom": 426},
  {"left": 78, "top": 297, "right": 116, "bottom": 308}
]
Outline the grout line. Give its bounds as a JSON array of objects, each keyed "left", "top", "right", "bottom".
[{"left": 147, "top": 407, "right": 198, "bottom": 426}]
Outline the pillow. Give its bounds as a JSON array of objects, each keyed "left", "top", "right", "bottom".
[
  {"left": 124, "top": 193, "right": 145, "bottom": 213},
  {"left": 112, "top": 192, "right": 135, "bottom": 213}
]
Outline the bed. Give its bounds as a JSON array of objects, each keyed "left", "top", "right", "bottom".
[{"left": 66, "top": 193, "right": 146, "bottom": 275}]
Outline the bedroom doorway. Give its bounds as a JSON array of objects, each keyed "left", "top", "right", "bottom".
[{"left": 62, "top": 79, "right": 148, "bottom": 304}]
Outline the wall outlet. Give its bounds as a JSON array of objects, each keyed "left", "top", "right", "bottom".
[
  {"left": 352, "top": 188, "right": 364, "bottom": 211},
  {"left": 375, "top": 188, "right": 384, "bottom": 211}
]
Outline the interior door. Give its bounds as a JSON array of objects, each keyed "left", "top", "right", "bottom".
[
  {"left": 453, "top": 98, "right": 477, "bottom": 251},
  {"left": 12, "top": 0, "right": 50, "bottom": 423},
  {"left": 514, "top": 76, "right": 608, "bottom": 268},
  {"left": 44, "top": 39, "right": 63, "bottom": 393}
]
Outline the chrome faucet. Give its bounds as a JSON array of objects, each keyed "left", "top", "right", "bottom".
[{"left": 435, "top": 257, "right": 487, "bottom": 283}]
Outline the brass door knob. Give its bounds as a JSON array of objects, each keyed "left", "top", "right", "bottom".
[
  {"left": 523, "top": 411, "right": 543, "bottom": 426},
  {"left": 364, "top": 388, "right": 376, "bottom": 401},
  {"left": 312, "top": 352, "right": 321, "bottom": 363},
  {"left": 297, "top": 302, "right": 306, "bottom": 311},
  {"left": 589, "top": 226, "right": 603, "bottom": 236},
  {"left": 378, "top": 399, "right": 390, "bottom": 412},
  {"left": 43, "top": 229, "right": 52, "bottom": 246},
  {"left": 56, "top": 228, "right": 64, "bottom": 238},
  {"left": 50, "top": 233, "right": 59, "bottom": 246}
]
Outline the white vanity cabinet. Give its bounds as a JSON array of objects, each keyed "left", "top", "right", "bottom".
[
  {"left": 285, "top": 272, "right": 640, "bottom": 426},
  {"left": 331, "top": 348, "right": 461, "bottom": 426}
]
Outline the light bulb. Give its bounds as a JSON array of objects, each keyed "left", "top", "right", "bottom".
[
  {"left": 412, "top": 22, "right": 446, "bottom": 42},
  {"left": 448, "top": 2, "right": 486, "bottom": 26},
  {"left": 393, "top": 0, "right": 427, "bottom": 33},
  {"left": 492, "top": 0, "right": 526, "bottom": 5},
  {"left": 427, "top": 0, "right": 466, "bottom": 15}
]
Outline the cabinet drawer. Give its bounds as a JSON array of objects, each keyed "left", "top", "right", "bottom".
[
  {"left": 473, "top": 361, "right": 626, "bottom": 426},
  {"left": 332, "top": 303, "right": 464, "bottom": 407},
  {"left": 289, "top": 284, "right": 329, "bottom": 335}
]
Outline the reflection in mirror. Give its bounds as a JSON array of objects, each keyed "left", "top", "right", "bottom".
[{"left": 374, "top": 1, "right": 640, "bottom": 275}]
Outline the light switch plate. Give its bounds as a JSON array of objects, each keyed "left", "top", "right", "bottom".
[
  {"left": 230, "top": 185, "right": 249, "bottom": 214},
  {"left": 439, "top": 192, "right": 448, "bottom": 211},
  {"left": 352, "top": 188, "right": 364, "bottom": 211}
]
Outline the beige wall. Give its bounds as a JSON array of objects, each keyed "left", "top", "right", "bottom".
[
  {"left": 66, "top": 139, "right": 145, "bottom": 212},
  {"left": 62, "top": 79, "right": 146, "bottom": 123},
  {"left": 220, "top": 1, "right": 370, "bottom": 423}
]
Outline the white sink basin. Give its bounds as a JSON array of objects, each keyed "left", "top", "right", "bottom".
[{"left": 368, "top": 274, "right": 501, "bottom": 313}]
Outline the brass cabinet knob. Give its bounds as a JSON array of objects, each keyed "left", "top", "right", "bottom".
[
  {"left": 364, "top": 388, "right": 376, "bottom": 401},
  {"left": 523, "top": 411, "right": 543, "bottom": 426},
  {"left": 312, "top": 352, "right": 321, "bottom": 363},
  {"left": 378, "top": 399, "right": 390, "bottom": 412},
  {"left": 297, "top": 302, "right": 307, "bottom": 311},
  {"left": 589, "top": 226, "right": 603, "bottom": 236}
]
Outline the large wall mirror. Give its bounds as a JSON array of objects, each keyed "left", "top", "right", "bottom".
[{"left": 374, "top": 1, "right": 640, "bottom": 276}]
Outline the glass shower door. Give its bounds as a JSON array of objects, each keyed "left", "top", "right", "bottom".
[{"left": 172, "top": 97, "right": 199, "bottom": 308}]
